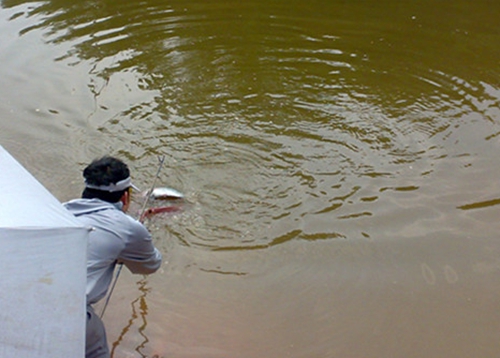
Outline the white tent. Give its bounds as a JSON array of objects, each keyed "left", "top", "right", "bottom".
[{"left": 0, "top": 146, "right": 88, "bottom": 357}]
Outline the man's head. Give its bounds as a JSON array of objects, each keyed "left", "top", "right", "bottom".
[{"left": 81, "top": 156, "right": 136, "bottom": 207}]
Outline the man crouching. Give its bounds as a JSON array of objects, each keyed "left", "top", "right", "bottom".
[{"left": 64, "top": 156, "right": 162, "bottom": 358}]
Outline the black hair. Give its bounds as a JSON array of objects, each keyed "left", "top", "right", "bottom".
[{"left": 81, "top": 156, "right": 130, "bottom": 203}]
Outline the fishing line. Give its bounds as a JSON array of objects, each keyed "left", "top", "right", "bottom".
[{"left": 100, "top": 155, "right": 166, "bottom": 318}]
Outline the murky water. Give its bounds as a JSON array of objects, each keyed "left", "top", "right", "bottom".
[{"left": 2, "top": 0, "right": 500, "bottom": 357}]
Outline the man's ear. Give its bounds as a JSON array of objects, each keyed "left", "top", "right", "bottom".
[
  {"left": 120, "top": 189, "right": 130, "bottom": 212},
  {"left": 120, "top": 189, "right": 129, "bottom": 202}
]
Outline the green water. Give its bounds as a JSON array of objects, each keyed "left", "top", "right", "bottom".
[{"left": 1, "top": 0, "right": 500, "bottom": 357}]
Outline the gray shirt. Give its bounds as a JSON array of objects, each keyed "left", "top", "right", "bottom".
[{"left": 63, "top": 198, "right": 162, "bottom": 305}]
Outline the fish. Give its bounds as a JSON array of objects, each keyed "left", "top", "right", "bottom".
[
  {"left": 140, "top": 205, "right": 182, "bottom": 221},
  {"left": 149, "top": 187, "right": 184, "bottom": 200}
]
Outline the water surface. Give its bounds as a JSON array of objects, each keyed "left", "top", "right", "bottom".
[{"left": 1, "top": 0, "right": 500, "bottom": 357}]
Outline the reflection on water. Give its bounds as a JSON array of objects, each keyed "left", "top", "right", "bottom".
[
  {"left": 109, "top": 278, "right": 152, "bottom": 357},
  {"left": 2, "top": 0, "right": 500, "bottom": 357}
]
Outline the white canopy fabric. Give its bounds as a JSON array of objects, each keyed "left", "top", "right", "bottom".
[{"left": 0, "top": 146, "right": 88, "bottom": 357}]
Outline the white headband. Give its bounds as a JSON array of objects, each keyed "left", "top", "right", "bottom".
[{"left": 85, "top": 177, "right": 140, "bottom": 192}]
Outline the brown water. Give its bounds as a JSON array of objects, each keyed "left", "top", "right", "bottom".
[{"left": 2, "top": 0, "right": 500, "bottom": 357}]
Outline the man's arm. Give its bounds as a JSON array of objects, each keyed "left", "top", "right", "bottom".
[{"left": 119, "top": 218, "right": 163, "bottom": 274}]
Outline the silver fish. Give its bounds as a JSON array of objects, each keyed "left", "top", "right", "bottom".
[{"left": 149, "top": 187, "right": 184, "bottom": 200}]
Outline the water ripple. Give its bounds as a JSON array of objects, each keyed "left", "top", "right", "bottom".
[{"left": 2, "top": 0, "right": 500, "bottom": 250}]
